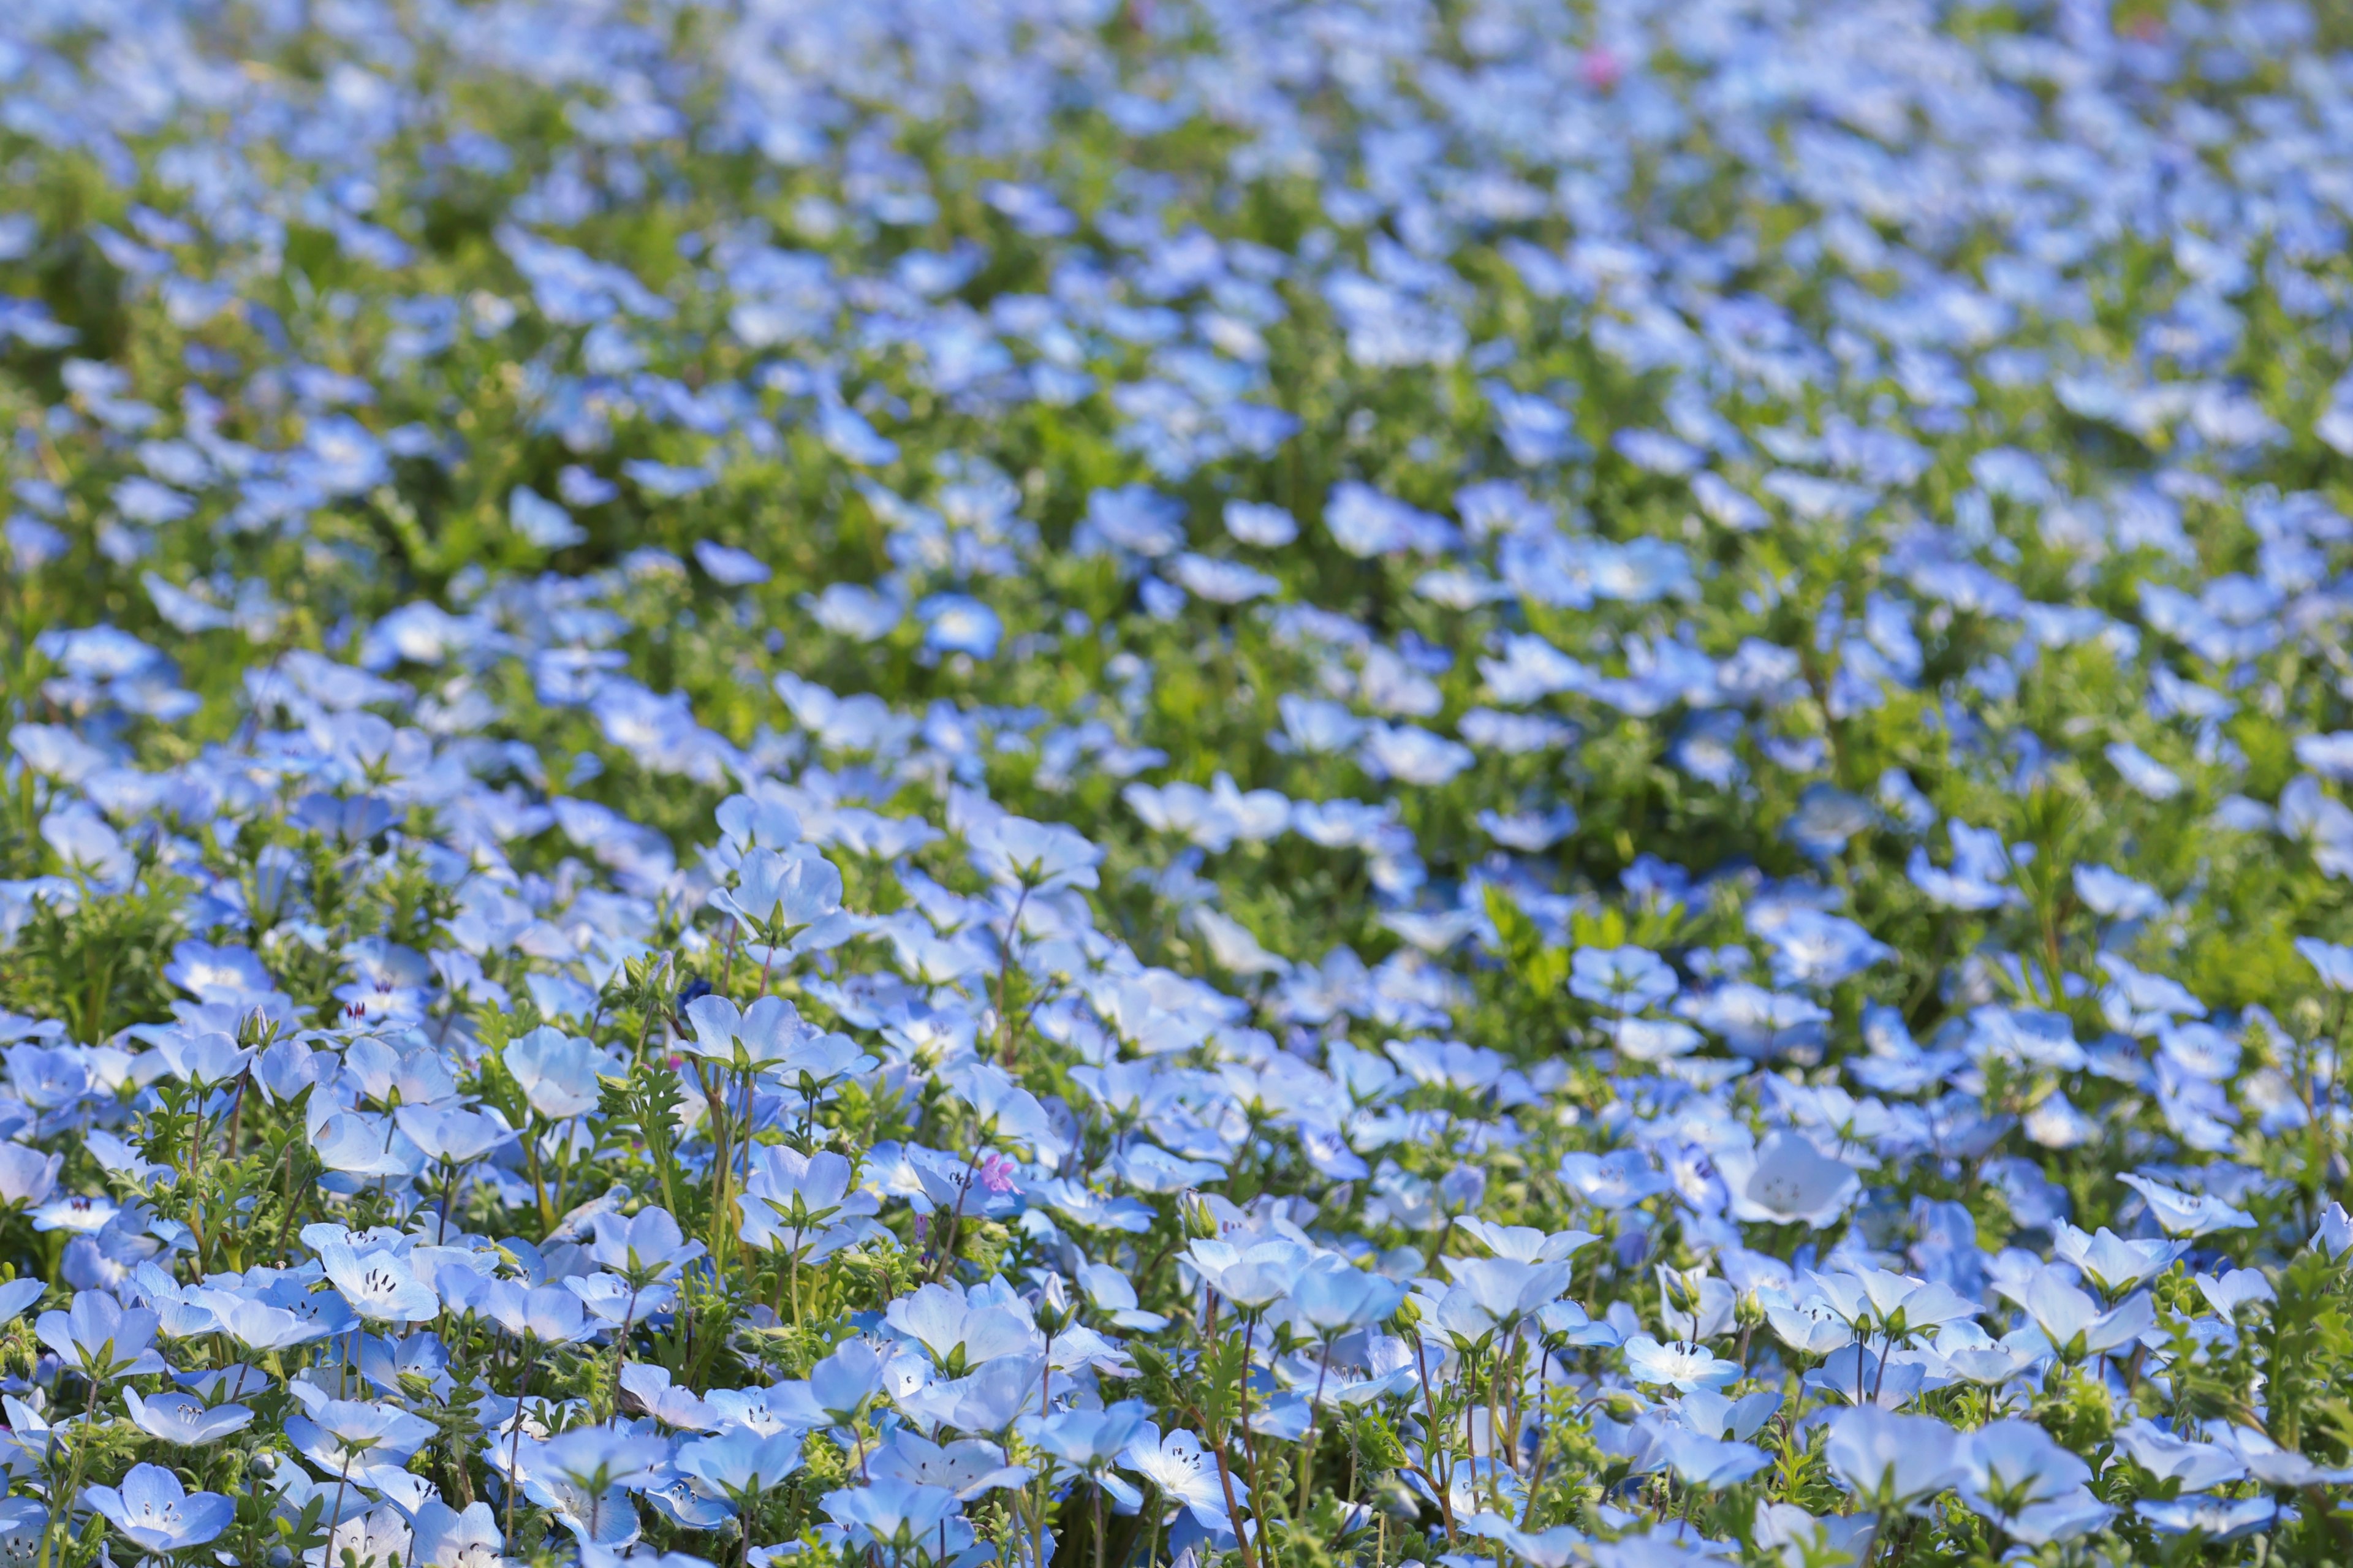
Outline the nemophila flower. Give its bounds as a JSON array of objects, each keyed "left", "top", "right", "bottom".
[
  {"left": 1658, "top": 1267, "right": 1736, "bottom": 1341},
  {"left": 615, "top": 1363, "right": 718, "bottom": 1432},
  {"left": 808, "top": 1338, "right": 893, "bottom": 1422},
  {"left": 1023, "top": 1403, "right": 1151, "bottom": 1479},
  {"left": 1939, "top": 1338, "right": 2037, "bottom": 1388},
  {"left": 287, "top": 1387, "right": 438, "bottom": 1475},
  {"left": 0, "top": 1496, "right": 43, "bottom": 1568},
  {"left": 2296, "top": 937, "right": 2353, "bottom": 991},
  {"left": 1673, "top": 1390, "right": 1781, "bottom": 1443},
  {"left": 1459, "top": 1513, "right": 1584, "bottom": 1568},
  {"left": 1222, "top": 500, "right": 1296, "bottom": 547},
  {"left": 1751, "top": 907, "right": 1890, "bottom": 989},
  {"left": 966, "top": 814, "right": 1102, "bottom": 892},
  {"left": 709, "top": 847, "right": 844, "bottom": 942},
  {"left": 919, "top": 595, "right": 1002, "bottom": 659},
  {"left": 807, "top": 582, "right": 904, "bottom": 641},
  {"left": 31, "top": 1192, "right": 119, "bottom": 1235},
  {"left": 2306, "top": 1199, "right": 2353, "bottom": 1264},
  {"left": 125, "top": 1387, "right": 255, "bottom": 1443},
  {"left": 320, "top": 1240, "right": 441, "bottom": 1323},
  {"left": 1443, "top": 1255, "right": 1577, "bottom": 1321},
  {"left": 1804, "top": 1344, "right": 1923, "bottom": 1409},
  {"left": 396, "top": 1104, "right": 517, "bottom": 1166},
  {"left": 693, "top": 1381, "right": 820, "bottom": 1438},
  {"left": 578, "top": 1545, "right": 708, "bottom": 1568},
  {"left": 38, "top": 1290, "right": 167, "bottom": 1379},
  {"left": 1781, "top": 1270, "right": 1950, "bottom": 1348},
  {"left": 870, "top": 1434, "right": 1030, "bottom": 1499},
  {"left": 1183, "top": 1238, "right": 1312, "bottom": 1311},
  {"left": 939, "top": 1061, "right": 1067, "bottom": 1161},
  {"left": 1621, "top": 1336, "right": 1741, "bottom": 1392},
  {"left": 674, "top": 1426, "right": 804, "bottom": 1502},
  {"left": 154, "top": 1028, "right": 253, "bottom": 1088},
  {"left": 1999, "top": 1271, "right": 2151, "bottom": 1364},
  {"left": 1907, "top": 821, "right": 2026, "bottom": 911},
  {"left": 1279, "top": 1262, "right": 1406, "bottom": 1339},
  {"left": 681, "top": 994, "right": 814, "bottom": 1075},
  {"left": 2215, "top": 1424, "right": 2353, "bottom": 1487},
  {"left": 1677, "top": 983, "right": 1828, "bottom": 1061},
  {"left": 1658, "top": 1427, "right": 1770, "bottom": 1488},
  {"left": 822, "top": 1479, "right": 963, "bottom": 1551},
  {"left": 589, "top": 1208, "right": 703, "bottom": 1281},
  {"left": 1752, "top": 1504, "right": 1874, "bottom": 1568},
  {"left": 0, "top": 1144, "right": 61, "bottom": 1210},
  {"left": 2105, "top": 741, "right": 2182, "bottom": 801},
  {"left": 1406, "top": 1454, "right": 1526, "bottom": 1523},
  {"left": 1824, "top": 1407, "right": 1963, "bottom": 1512},
  {"left": 2118, "top": 1172, "right": 2255, "bottom": 1237},
  {"left": 2097, "top": 955, "right": 2208, "bottom": 1037},
  {"left": 86, "top": 1463, "right": 235, "bottom": 1555},
  {"left": 202, "top": 1289, "right": 339, "bottom": 1352},
  {"left": 1118, "top": 1425, "right": 1239, "bottom": 1530},
  {"left": 304, "top": 1507, "right": 414, "bottom": 1568},
  {"left": 1781, "top": 786, "right": 1874, "bottom": 862},
  {"left": 1569, "top": 947, "right": 1677, "bottom": 1012},
  {"left": 2110, "top": 1419, "right": 2248, "bottom": 1491},
  {"left": 1358, "top": 722, "right": 1472, "bottom": 786},
  {"left": 409, "top": 1501, "right": 506, "bottom": 1568},
  {"left": 1167, "top": 553, "right": 1278, "bottom": 605},
  {"left": 502, "top": 1027, "right": 604, "bottom": 1119},
  {"left": 1717, "top": 1132, "right": 1857, "bottom": 1227},
  {"left": 1072, "top": 1263, "right": 1165, "bottom": 1333},
  {"left": 2074, "top": 863, "right": 2165, "bottom": 922},
  {"left": 2139, "top": 1495, "right": 2276, "bottom": 1540},
  {"left": 1956, "top": 1419, "right": 2093, "bottom": 1519},
  {"left": 1607, "top": 1018, "right": 1703, "bottom": 1064},
  {"left": 1557, "top": 1150, "right": 1672, "bottom": 1210},
  {"left": 885, "top": 1282, "right": 1039, "bottom": 1373},
  {"left": 525, "top": 1426, "right": 670, "bottom": 1532},
  {"left": 740, "top": 1147, "right": 879, "bottom": 1259},
  {"left": 2047, "top": 1224, "right": 2181, "bottom": 1297}
]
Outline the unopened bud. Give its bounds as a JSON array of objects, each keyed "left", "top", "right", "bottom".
[{"left": 1180, "top": 1192, "right": 1219, "bottom": 1240}]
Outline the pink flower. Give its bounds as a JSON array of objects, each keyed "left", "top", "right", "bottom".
[
  {"left": 976, "top": 1154, "right": 1020, "bottom": 1196},
  {"left": 1578, "top": 48, "right": 1622, "bottom": 89}
]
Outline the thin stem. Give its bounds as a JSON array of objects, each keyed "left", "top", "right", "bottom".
[
  {"left": 1208, "top": 1441, "right": 1259, "bottom": 1568},
  {"left": 1411, "top": 1334, "right": 1457, "bottom": 1544},
  {"left": 438, "top": 1159, "right": 460, "bottom": 1244},
  {"left": 1093, "top": 1478, "right": 1106, "bottom": 1568},
  {"left": 607, "top": 1284, "right": 642, "bottom": 1414},
  {"left": 1295, "top": 1341, "right": 1332, "bottom": 1513},
  {"left": 328, "top": 1445, "right": 360, "bottom": 1540},
  {"left": 1235, "top": 1316, "right": 1275, "bottom": 1567},
  {"left": 993, "top": 883, "right": 1033, "bottom": 1065},
  {"left": 504, "top": 1337, "right": 540, "bottom": 1548}
]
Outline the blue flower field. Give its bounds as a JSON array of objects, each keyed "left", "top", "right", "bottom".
[{"left": 1, "top": 1, "right": 2351, "bottom": 1564}]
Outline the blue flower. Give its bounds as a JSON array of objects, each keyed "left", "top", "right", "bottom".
[{"left": 86, "top": 1463, "right": 235, "bottom": 1554}]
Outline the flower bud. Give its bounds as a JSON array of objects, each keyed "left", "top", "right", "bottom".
[{"left": 1180, "top": 1191, "right": 1219, "bottom": 1240}]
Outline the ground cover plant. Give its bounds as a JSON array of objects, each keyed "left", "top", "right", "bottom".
[{"left": 3, "top": 0, "right": 2353, "bottom": 1564}]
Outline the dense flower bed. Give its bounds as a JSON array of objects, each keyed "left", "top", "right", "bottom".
[{"left": 2, "top": 1, "right": 2352, "bottom": 1565}]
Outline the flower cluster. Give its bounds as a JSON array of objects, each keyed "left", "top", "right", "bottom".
[{"left": 0, "top": 1, "right": 2351, "bottom": 1567}]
